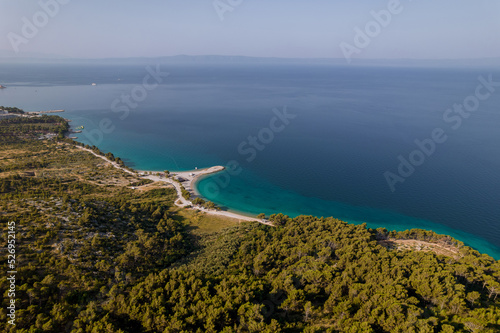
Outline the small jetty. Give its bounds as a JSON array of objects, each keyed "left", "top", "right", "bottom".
[{"left": 40, "top": 109, "right": 65, "bottom": 114}]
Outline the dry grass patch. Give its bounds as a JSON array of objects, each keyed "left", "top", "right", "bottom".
[
  {"left": 380, "top": 238, "right": 460, "bottom": 259},
  {"left": 177, "top": 208, "right": 239, "bottom": 234}
]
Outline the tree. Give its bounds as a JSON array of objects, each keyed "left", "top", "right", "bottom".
[
  {"left": 269, "top": 213, "right": 289, "bottom": 226},
  {"left": 466, "top": 291, "right": 481, "bottom": 306},
  {"left": 181, "top": 187, "right": 191, "bottom": 200},
  {"left": 204, "top": 201, "right": 216, "bottom": 210},
  {"left": 192, "top": 197, "right": 205, "bottom": 206}
]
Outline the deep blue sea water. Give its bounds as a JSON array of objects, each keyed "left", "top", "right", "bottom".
[{"left": 1, "top": 62, "right": 499, "bottom": 258}]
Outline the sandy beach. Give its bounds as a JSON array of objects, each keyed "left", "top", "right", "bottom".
[
  {"left": 75, "top": 145, "right": 270, "bottom": 224},
  {"left": 140, "top": 166, "right": 225, "bottom": 197},
  {"left": 139, "top": 167, "right": 271, "bottom": 224}
]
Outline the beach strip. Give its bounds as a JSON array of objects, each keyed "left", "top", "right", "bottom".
[{"left": 75, "top": 145, "right": 269, "bottom": 224}]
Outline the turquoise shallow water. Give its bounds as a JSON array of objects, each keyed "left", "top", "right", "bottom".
[
  {"left": 196, "top": 171, "right": 500, "bottom": 258},
  {"left": 1, "top": 62, "right": 499, "bottom": 259}
]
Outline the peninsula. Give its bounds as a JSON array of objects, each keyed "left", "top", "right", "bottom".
[
  {"left": 77, "top": 144, "right": 267, "bottom": 223},
  {"left": 1, "top": 111, "right": 500, "bottom": 332}
]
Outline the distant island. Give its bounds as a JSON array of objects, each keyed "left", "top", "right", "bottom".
[
  {"left": 1, "top": 109, "right": 500, "bottom": 332},
  {"left": 1, "top": 54, "right": 500, "bottom": 69}
]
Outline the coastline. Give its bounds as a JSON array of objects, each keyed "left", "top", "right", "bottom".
[
  {"left": 191, "top": 171, "right": 218, "bottom": 196},
  {"left": 75, "top": 145, "right": 268, "bottom": 224},
  {"left": 136, "top": 165, "right": 224, "bottom": 200},
  {"left": 72, "top": 145, "right": 500, "bottom": 259},
  {"left": 139, "top": 169, "right": 272, "bottom": 226},
  {"left": 139, "top": 166, "right": 270, "bottom": 223}
]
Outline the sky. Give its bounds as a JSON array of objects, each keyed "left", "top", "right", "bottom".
[{"left": 0, "top": 0, "right": 499, "bottom": 60}]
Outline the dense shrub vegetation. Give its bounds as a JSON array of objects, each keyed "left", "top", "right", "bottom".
[{"left": 1, "top": 116, "right": 499, "bottom": 332}]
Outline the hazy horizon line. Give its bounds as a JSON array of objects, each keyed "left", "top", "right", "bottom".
[{"left": 1, "top": 51, "right": 500, "bottom": 62}]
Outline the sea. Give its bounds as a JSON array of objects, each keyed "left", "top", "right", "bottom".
[{"left": 1, "top": 61, "right": 499, "bottom": 258}]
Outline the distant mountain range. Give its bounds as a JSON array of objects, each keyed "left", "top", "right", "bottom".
[{"left": 0, "top": 51, "right": 499, "bottom": 68}]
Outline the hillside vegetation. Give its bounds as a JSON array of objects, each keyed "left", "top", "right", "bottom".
[{"left": 1, "top": 115, "right": 500, "bottom": 332}]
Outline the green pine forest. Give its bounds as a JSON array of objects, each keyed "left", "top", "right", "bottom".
[{"left": 1, "top": 114, "right": 500, "bottom": 332}]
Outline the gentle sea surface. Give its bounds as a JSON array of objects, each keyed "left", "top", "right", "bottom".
[{"left": 1, "top": 62, "right": 499, "bottom": 258}]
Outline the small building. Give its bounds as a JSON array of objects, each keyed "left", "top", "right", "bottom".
[{"left": 38, "top": 133, "right": 57, "bottom": 140}]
